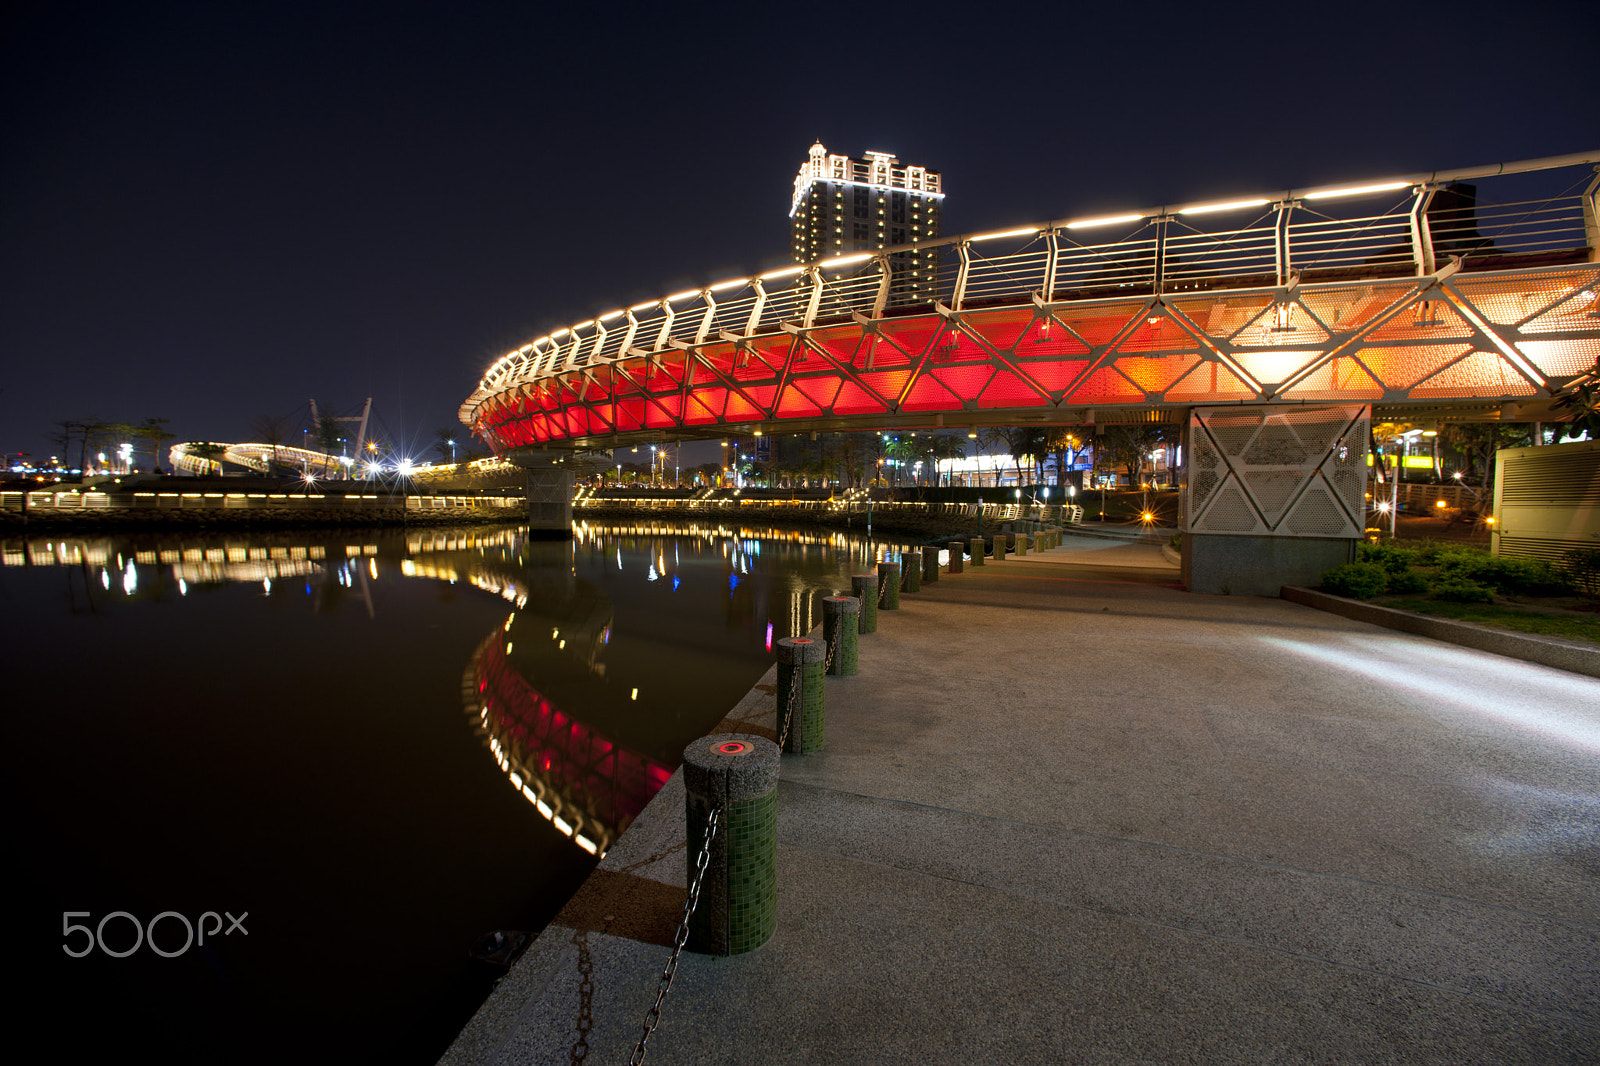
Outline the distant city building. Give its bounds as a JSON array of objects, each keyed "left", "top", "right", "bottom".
[{"left": 790, "top": 143, "right": 943, "bottom": 306}]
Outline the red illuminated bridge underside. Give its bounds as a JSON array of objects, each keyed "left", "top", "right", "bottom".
[
  {"left": 472, "top": 265, "right": 1600, "bottom": 451},
  {"left": 477, "top": 634, "right": 672, "bottom": 851}
]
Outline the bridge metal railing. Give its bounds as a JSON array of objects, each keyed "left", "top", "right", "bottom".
[{"left": 465, "top": 152, "right": 1599, "bottom": 419}]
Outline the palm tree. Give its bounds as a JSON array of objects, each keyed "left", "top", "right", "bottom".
[{"left": 885, "top": 437, "right": 920, "bottom": 487}]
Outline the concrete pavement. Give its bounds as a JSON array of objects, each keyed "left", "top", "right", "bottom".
[{"left": 442, "top": 533, "right": 1600, "bottom": 1065}]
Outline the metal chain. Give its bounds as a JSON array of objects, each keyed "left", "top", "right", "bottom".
[
  {"left": 824, "top": 631, "right": 838, "bottom": 674},
  {"left": 777, "top": 670, "right": 799, "bottom": 751},
  {"left": 629, "top": 804, "right": 722, "bottom": 1066},
  {"left": 878, "top": 580, "right": 887, "bottom": 606}
]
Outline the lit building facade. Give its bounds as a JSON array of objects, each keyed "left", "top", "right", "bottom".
[{"left": 790, "top": 142, "right": 943, "bottom": 306}]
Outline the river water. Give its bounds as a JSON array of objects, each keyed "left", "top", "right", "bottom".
[{"left": 1, "top": 519, "right": 906, "bottom": 1064}]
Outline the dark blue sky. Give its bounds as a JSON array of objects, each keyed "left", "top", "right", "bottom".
[{"left": 2, "top": 0, "right": 1594, "bottom": 463}]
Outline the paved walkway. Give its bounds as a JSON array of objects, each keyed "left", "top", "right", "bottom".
[{"left": 443, "top": 534, "right": 1600, "bottom": 1065}]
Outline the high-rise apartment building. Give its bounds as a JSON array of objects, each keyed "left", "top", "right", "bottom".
[{"left": 790, "top": 142, "right": 943, "bottom": 307}]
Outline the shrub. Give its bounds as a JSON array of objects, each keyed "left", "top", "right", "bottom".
[
  {"left": 1434, "top": 547, "right": 1491, "bottom": 579},
  {"left": 1358, "top": 541, "right": 1418, "bottom": 573},
  {"left": 1559, "top": 547, "right": 1600, "bottom": 598},
  {"left": 1433, "top": 549, "right": 1571, "bottom": 595},
  {"left": 1385, "top": 568, "right": 1430, "bottom": 594},
  {"left": 1411, "top": 541, "right": 1448, "bottom": 566},
  {"left": 1321, "top": 562, "right": 1389, "bottom": 599},
  {"left": 1433, "top": 578, "right": 1495, "bottom": 604},
  {"left": 1482, "top": 556, "right": 1569, "bottom": 595}
]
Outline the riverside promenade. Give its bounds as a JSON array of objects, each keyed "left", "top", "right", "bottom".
[{"left": 443, "top": 533, "right": 1600, "bottom": 1065}]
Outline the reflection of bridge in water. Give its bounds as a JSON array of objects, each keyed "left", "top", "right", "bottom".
[
  {"left": 468, "top": 630, "right": 670, "bottom": 859},
  {"left": 458, "top": 547, "right": 672, "bottom": 859}
]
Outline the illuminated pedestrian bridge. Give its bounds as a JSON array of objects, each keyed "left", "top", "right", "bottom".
[{"left": 461, "top": 151, "right": 1599, "bottom": 454}]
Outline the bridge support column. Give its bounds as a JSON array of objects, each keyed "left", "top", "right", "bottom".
[
  {"left": 1182, "top": 535, "right": 1356, "bottom": 596},
  {"left": 1181, "top": 404, "right": 1369, "bottom": 597},
  {"left": 523, "top": 456, "right": 572, "bottom": 538}
]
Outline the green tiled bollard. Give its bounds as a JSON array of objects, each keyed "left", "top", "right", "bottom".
[
  {"left": 991, "top": 534, "right": 1006, "bottom": 562},
  {"left": 1017, "top": 533, "right": 1028, "bottom": 556},
  {"left": 822, "top": 596, "right": 859, "bottom": 677},
  {"left": 923, "top": 547, "right": 939, "bottom": 584},
  {"left": 947, "top": 540, "right": 964, "bottom": 574},
  {"left": 683, "top": 734, "right": 780, "bottom": 956},
  {"left": 776, "top": 636, "right": 825, "bottom": 754},
  {"left": 851, "top": 572, "right": 879, "bottom": 633},
  {"left": 903, "top": 551, "right": 921, "bottom": 593},
  {"left": 877, "top": 561, "right": 901, "bottom": 610},
  {"left": 969, "top": 537, "right": 985, "bottom": 566}
]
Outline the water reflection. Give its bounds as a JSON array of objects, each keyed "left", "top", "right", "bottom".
[
  {"left": 2, "top": 519, "right": 913, "bottom": 1063},
  {"left": 3, "top": 520, "right": 911, "bottom": 861}
]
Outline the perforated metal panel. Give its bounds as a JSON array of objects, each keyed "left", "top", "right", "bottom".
[{"left": 1187, "top": 404, "right": 1368, "bottom": 538}]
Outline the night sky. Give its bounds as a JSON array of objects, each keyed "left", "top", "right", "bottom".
[{"left": 3, "top": 0, "right": 1594, "bottom": 465}]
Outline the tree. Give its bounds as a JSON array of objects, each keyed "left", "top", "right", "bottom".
[
  {"left": 434, "top": 427, "right": 459, "bottom": 465},
  {"left": 1098, "top": 423, "right": 1173, "bottom": 489},
  {"left": 136, "top": 417, "right": 176, "bottom": 473},
  {"left": 316, "top": 416, "right": 342, "bottom": 477},
  {"left": 51, "top": 418, "right": 112, "bottom": 475},
  {"left": 251, "top": 415, "right": 289, "bottom": 474},
  {"left": 1551, "top": 357, "right": 1600, "bottom": 441},
  {"left": 830, "top": 432, "right": 870, "bottom": 489},
  {"left": 973, "top": 428, "right": 1011, "bottom": 486},
  {"left": 1046, "top": 428, "right": 1087, "bottom": 489},
  {"left": 925, "top": 434, "right": 965, "bottom": 486},
  {"left": 1437, "top": 422, "right": 1532, "bottom": 509},
  {"left": 884, "top": 436, "right": 920, "bottom": 487}
]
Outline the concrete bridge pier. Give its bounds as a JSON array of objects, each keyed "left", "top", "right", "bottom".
[
  {"left": 520, "top": 453, "right": 573, "bottom": 538},
  {"left": 1179, "top": 404, "right": 1368, "bottom": 597}
]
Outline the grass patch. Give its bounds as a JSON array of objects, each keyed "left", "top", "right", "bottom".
[{"left": 1381, "top": 596, "right": 1600, "bottom": 646}]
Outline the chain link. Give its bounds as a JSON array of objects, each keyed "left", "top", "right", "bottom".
[
  {"left": 824, "top": 630, "right": 838, "bottom": 674},
  {"left": 777, "top": 668, "right": 799, "bottom": 751},
  {"left": 878, "top": 579, "right": 887, "bottom": 607},
  {"left": 629, "top": 804, "right": 722, "bottom": 1066}
]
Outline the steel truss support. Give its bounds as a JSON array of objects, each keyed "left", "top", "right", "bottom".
[{"left": 474, "top": 263, "right": 1600, "bottom": 452}]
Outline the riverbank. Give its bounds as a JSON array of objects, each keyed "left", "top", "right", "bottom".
[
  {"left": 0, "top": 486, "right": 525, "bottom": 530},
  {"left": 441, "top": 534, "right": 1598, "bottom": 1065},
  {"left": 575, "top": 497, "right": 1082, "bottom": 543}
]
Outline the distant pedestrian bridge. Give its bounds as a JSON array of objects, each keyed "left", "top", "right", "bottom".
[
  {"left": 168, "top": 442, "right": 522, "bottom": 488},
  {"left": 460, "top": 151, "right": 1600, "bottom": 455}
]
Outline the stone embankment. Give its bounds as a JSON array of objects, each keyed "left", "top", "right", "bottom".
[
  {"left": 575, "top": 498, "right": 1075, "bottom": 543},
  {"left": 0, "top": 488, "right": 525, "bottom": 531}
]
